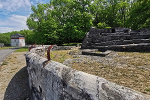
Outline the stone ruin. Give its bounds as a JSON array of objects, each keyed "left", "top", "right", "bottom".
[
  {"left": 0, "top": 43, "right": 4, "bottom": 48},
  {"left": 81, "top": 27, "right": 150, "bottom": 52},
  {"left": 25, "top": 46, "right": 150, "bottom": 100}
]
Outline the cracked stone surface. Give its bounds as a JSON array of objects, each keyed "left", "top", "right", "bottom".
[{"left": 25, "top": 47, "right": 150, "bottom": 100}]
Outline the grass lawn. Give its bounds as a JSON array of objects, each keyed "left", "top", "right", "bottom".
[
  {"left": 15, "top": 47, "right": 28, "bottom": 52},
  {"left": 49, "top": 49, "right": 150, "bottom": 95},
  {"left": 62, "top": 43, "right": 82, "bottom": 46},
  {"left": 0, "top": 47, "right": 14, "bottom": 50},
  {"left": 50, "top": 50, "right": 74, "bottom": 63}
]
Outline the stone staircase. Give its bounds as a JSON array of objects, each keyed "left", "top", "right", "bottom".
[{"left": 81, "top": 27, "right": 150, "bottom": 52}]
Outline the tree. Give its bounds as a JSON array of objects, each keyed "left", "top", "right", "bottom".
[
  {"left": 92, "top": 0, "right": 130, "bottom": 28},
  {"left": 27, "top": 3, "right": 59, "bottom": 44},
  {"left": 0, "top": 34, "right": 10, "bottom": 46},
  {"left": 19, "top": 30, "right": 35, "bottom": 44},
  {"left": 126, "top": 0, "right": 150, "bottom": 29},
  {"left": 27, "top": 0, "right": 93, "bottom": 44}
]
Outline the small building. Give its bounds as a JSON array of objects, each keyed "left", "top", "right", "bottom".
[{"left": 11, "top": 33, "right": 25, "bottom": 47}]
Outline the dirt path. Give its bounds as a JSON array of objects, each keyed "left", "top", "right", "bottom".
[
  {"left": 0, "top": 48, "right": 18, "bottom": 66},
  {"left": 0, "top": 52, "right": 30, "bottom": 100}
]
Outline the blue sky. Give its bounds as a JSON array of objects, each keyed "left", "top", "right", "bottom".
[{"left": 0, "top": 0, "right": 50, "bottom": 33}]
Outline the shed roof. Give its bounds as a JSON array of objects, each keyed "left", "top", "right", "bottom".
[{"left": 11, "top": 33, "right": 24, "bottom": 37}]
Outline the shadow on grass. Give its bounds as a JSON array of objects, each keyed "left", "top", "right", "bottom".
[{"left": 4, "top": 66, "right": 30, "bottom": 100}]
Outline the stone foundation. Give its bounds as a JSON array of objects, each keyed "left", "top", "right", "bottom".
[
  {"left": 0, "top": 43, "right": 4, "bottom": 48},
  {"left": 81, "top": 27, "right": 150, "bottom": 52},
  {"left": 25, "top": 46, "right": 150, "bottom": 100}
]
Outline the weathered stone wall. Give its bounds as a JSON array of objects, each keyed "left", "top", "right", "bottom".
[
  {"left": 0, "top": 43, "right": 4, "bottom": 48},
  {"left": 25, "top": 46, "right": 150, "bottom": 100},
  {"left": 29, "top": 45, "right": 76, "bottom": 51},
  {"left": 44, "top": 45, "right": 76, "bottom": 50},
  {"left": 81, "top": 27, "right": 150, "bottom": 52}
]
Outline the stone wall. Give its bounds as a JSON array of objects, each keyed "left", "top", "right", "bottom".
[
  {"left": 25, "top": 46, "right": 150, "bottom": 100},
  {"left": 29, "top": 45, "right": 76, "bottom": 51},
  {"left": 44, "top": 45, "right": 76, "bottom": 50},
  {"left": 81, "top": 27, "right": 150, "bottom": 52},
  {"left": 0, "top": 43, "right": 4, "bottom": 48}
]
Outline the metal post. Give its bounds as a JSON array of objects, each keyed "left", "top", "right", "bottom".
[
  {"left": 47, "top": 45, "right": 55, "bottom": 61},
  {"left": 29, "top": 44, "right": 36, "bottom": 51}
]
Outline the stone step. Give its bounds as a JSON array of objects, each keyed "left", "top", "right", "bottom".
[
  {"left": 132, "top": 39, "right": 150, "bottom": 43},
  {"left": 82, "top": 50, "right": 111, "bottom": 57},
  {"left": 90, "top": 32, "right": 150, "bottom": 38},
  {"left": 132, "top": 34, "right": 150, "bottom": 39},
  {"left": 94, "top": 39, "right": 150, "bottom": 46},
  {"left": 92, "top": 35, "right": 132, "bottom": 43},
  {"left": 101, "top": 32, "right": 149, "bottom": 36},
  {"left": 99, "top": 32, "right": 148, "bottom": 36},
  {"left": 130, "top": 32, "right": 147, "bottom": 35},
  {"left": 92, "top": 34, "right": 150, "bottom": 42},
  {"left": 100, "top": 32, "right": 130, "bottom": 36},
  {"left": 96, "top": 43, "right": 150, "bottom": 52}
]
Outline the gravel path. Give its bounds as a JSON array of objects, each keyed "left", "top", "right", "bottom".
[
  {"left": 0, "top": 52, "right": 30, "bottom": 100},
  {"left": 0, "top": 48, "right": 18, "bottom": 66}
]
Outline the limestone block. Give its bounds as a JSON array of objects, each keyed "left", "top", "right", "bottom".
[{"left": 25, "top": 47, "right": 150, "bottom": 100}]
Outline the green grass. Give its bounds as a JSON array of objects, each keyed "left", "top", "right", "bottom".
[
  {"left": 105, "top": 27, "right": 111, "bottom": 29},
  {"left": 15, "top": 47, "right": 28, "bottom": 52},
  {"left": 62, "top": 43, "right": 82, "bottom": 46},
  {"left": 145, "top": 89, "right": 150, "bottom": 92},
  {"left": 0, "top": 47, "right": 14, "bottom": 50},
  {"left": 50, "top": 50, "right": 74, "bottom": 63},
  {"left": 95, "top": 51, "right": 102, "bottom": 53},
  {"left": 1, "top": 61, "right": 8, "bottom": 66}
]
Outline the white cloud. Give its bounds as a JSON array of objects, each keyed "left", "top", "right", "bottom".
[
  {"left": 0, "top": 0, "right": 31, "bottom": 12},
  {"left": 0, "top": 27, "right": 16, "bottom": 33},
  {"left": 31, "top": 0, "right": 49, "bottom": 5},
  {"left": 9, "top": 15, "right": 27, "bottom": 25},
  {"left": 0, "top": 0, "right": 3, "bottom": 9},
  {"left": 24, "top": 0, "right": 31, "bottom": 7},
  {"left": 0, "top": 4, "right": 3, "bottom": 9},
  {"left": 0, "top": 0, "right": 49, "bottom": 33},
  {"left": 0, "top": 14, "right": 29, "bottom": 33}
]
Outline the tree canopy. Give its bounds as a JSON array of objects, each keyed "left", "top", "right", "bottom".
[
  {"left": 1, "top": 0, "right": 150, "bottom": 45},
  {"left": 0, "top": 30, "right": 34, "bottom": 46}
]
